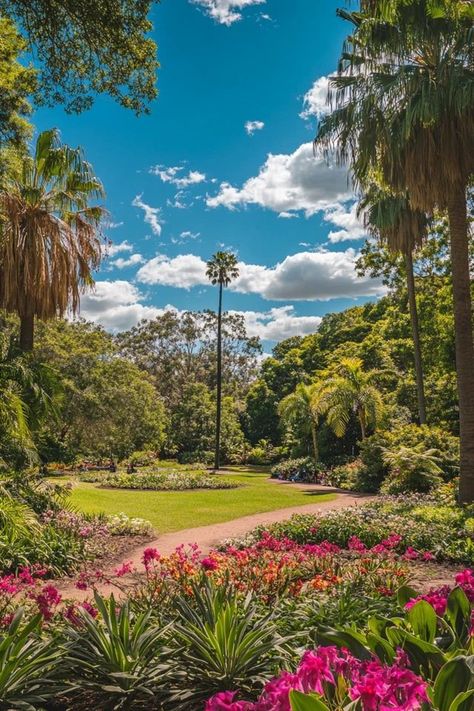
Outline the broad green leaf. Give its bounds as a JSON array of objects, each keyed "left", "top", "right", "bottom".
[
  {"left": 407, "top": 600, "right": 438, "bottom": 643},
  {"left": 434, "top": 657, "right": 474, "bottom": 711},
  {"left": 289, "top": 690, "right": 330, "bottom": 711}
]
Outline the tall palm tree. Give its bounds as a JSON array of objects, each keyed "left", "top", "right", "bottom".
[
  {"left": 316, "top": 2, "right": 474, "bottom": 502},
  {"left": 359, "top": 187, "right": 429, "bottom": 425},
  {"left": 278, "top": 382, "right": 324, "bottom": 462},
  {"left": 321, "top": 357, "right": 385, "bottom": 441},
  {"left": 206, "top": 251, "right": 239, "bottom": 470},
  {"left": 0, "top": 128, "right": 105, "bottom": 351}
]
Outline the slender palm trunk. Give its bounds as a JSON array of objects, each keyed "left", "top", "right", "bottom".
[
  {"left": 214, "top": 282, "right": 223, "bottom": 471},
  {"left": 447, "top": 185, "right": 474, "bottom": 504},
  {"left": 310, "top": 419, "right": 319, "bottom": 462},
  {"left": 405, "top": 250, "right": 427, "bottom": 425},
  {"left": 19, "top": 312, "right": 34, "bottom": 352},
  {"left": 358, "top": 410, "right": 367, "bottom": 440}
]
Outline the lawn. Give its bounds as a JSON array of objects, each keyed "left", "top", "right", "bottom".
[{"left": 68, "top": 469, "right": 336, "bottom": 533}]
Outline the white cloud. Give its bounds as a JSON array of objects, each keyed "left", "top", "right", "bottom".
[
  {"left": 190, "top": 0, "right": 265, "bottom": 25},
  {"left": 136, "top": 249, "right": 385, "bottom": 301},
  {"left": 79, "top": 281, "right": 166, "bottom": 332},
  {"left": 278, "top": 211, "right": 298, "bottom": 219},
  {"left": 102, "top": 240, "right": 134, "bottom": 258},
  {"left": 206, "top": 142, "right": 352, "bottom": 217},
  {"left": 137, "top": 254, "right": 208, "bottom": 289},
  {"left": 300, "top": 75, "right": 332, "bottom": 120},
  {"left": 171, "top": 230, "right": 201, "bottom": 245},
  {"left": 132, "top": 195, "right": 163, "bottom": 236},
  {"left": 236, "top": 306, "right": 322, "bottom": 341},
  {"left": 245, "top": 120, "right": 265, "bottom": 136},
  {"left": 110, "top": 253, "right": 145, "bottom": 269},
  {"left": 324, "top": 202, "right": 367, "bottom": 243},
  {"left": 150, "top": 165, "right": 206, "bottom": 188},
  {"left": 103, "top": 220, "right": 124, "bottom": 230}
]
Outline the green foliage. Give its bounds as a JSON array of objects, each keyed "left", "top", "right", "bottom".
[
  {"left": 0, "top": 17, "right": 35, "bottom": 150},
  {"left": 271, "top": 457, "right": 323, "bottom": 482},
  {"left": 170, "top": 580, "right": 284, "bottom": 707},
  {"left": 381, "top": 444, "right": 444, "bottom": 494},
  {"left": 82, "top": 469, "right": 240, "bottom": 491},
  {"left": 0, "top": 609, "right": 60, "bottom": 708},
  {"left": 0, "top": 0, "right": 159, "bottom": 114},
  {"left": 63, "top": 593, "right": 169, "bottom": 709}
]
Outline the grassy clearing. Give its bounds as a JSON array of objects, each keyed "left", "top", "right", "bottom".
[{"left": 68, "top": 469, "right": 336, "bottom": 533}]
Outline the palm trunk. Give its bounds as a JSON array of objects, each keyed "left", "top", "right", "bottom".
[
  {"left": 214, "top": 282, "right": 223, "bottom": 471},
  {"left": 405, "top": 250, "right": 427, "bottom": 425},
  {"left": 447, "top": 185, "right": 474, "bottom": 504},
  {"left": 310, "top": 420, "right": 319, "bottom": 462},
  {"left": 358, "top": 410, "right": 367, "bottom": 440},
  {"left": 19, "top": 312, "right": 34, "bottom": 352}
]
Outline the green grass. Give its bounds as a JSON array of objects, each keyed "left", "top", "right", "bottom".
[{"left": 68, "top": 469, "right": 336, "bottom": 533}]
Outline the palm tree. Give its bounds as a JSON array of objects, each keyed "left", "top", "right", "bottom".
[
  {"left": 206, "top": 251, "right": 239, "bottom": 470},
  {"left": 278, "top": 382, "right": 325, "bottom": 462},
  {"left": 321, "top": 357, "right": 385, "bottom": 441},
  {"left": 316, "top": 2, "right": 474, "bottom": 502},
  {"left": 359, "top": 187, "right": 428, "bottom": 425},
  {"left": 0, "top": 128, "right": 105, "bottom": 351}
]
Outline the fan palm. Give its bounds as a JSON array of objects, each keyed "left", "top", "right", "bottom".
[
  {"left": 321, "top": 357, "right": 385, "bottom": 441},
  {"left": 0, "top": 128, "right": 105, "bottom": 351},
  {"left": 278, "top": 382, "right": 325, "bottom": 462},
  {"left": 359, "top": 186, "right": 429, "bottom": 425},
  {"left": 316, "top": 2, "right": 474, "bottom": 502},
  {"left": 206, "top": 251, "right": 239, "bottom": 470}
]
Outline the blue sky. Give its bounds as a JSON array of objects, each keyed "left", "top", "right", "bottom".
[{"left": 35, "top": 0, "right": 384, "bottom": 351}]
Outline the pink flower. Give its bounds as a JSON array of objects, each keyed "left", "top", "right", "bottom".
[
  {"left": 205, "top": 691, "right": 253, "bottom": 710},
  {"left": 34, "top": 585, "right": 61, "bottom": 620},
  {"left": 298, "top": 648, "right": 338, "bottom": 694},
  {"left": 348, "top": 536, "right": 367, "bottom": 553},
  {"left": 403, "top": 547, "right": 419, "bottom": 561},
  {"left": 202, "top": 557, "right": 219, "bottom": 571},
  {"left": 142, "top": 547, "right": 160, "bottom": 569},
  {"left": 455, "top": 569, "right": 474, "bottom": 602},
  {"left": 406, "top": 587, "right": 450, "bottom": 616},
  {"left": 255, "top": 672, "right": 301, "bottom": 711},
  {"left": 422, "top": 551, "right": 435, "bottom": 561},
  {"left": 115, "top": 561, "right": 134, "bottom": 577}
]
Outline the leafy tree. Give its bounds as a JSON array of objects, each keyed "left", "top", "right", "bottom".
[
  {"left": 321, "top": 358, "right": 386, "bottom": 441},
  {"left": 0, "top": 129, "right": 105, "bottom": 351},
  {"left": 0, "top": 0, "right": 158, "bottom": 115},
  {"left": 206, "top": 251, "right": 239, "bottom": 470},
  {"left": 317, "top": 0, "right": 474, "bottom": 501},
  {"left": 244, "top": 381, "right": 280, "bottom": 446},
  {"left": 0, "top": 17, "right": 35, "bottom": 152},
  {"left": 278, "top": 383, "right": 325, "bottom": 462},
  {"left": 169, "top": 382, "right": 215, "bottom": 460},
  {"left": 359, "top": 186, "right": 428, "bottom": 423}
]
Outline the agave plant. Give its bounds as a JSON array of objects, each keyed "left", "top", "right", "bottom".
[
  {"left": 169, "top": 579, "right": 286, "bottom": 709},
  {"left": 62, "top": 593, "right": 170, "bottom": 710},
  {"left": 0, "top": 608, "right": 60, "bottom": 709}
]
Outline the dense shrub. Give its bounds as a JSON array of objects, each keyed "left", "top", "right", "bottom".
[
  {"left": 178, "top": 450, "right": 214, "bottom": 466},
  {"left": 380, "top": 445, "right": 444, "bottom": 494},
  {"left": 359, "top": 424, "right": 459, "bottom": 492},
  {"left": 271, "top": 457, "right": 324, "bottom": 482},
  {"left": 246, "top": 440, "right": 285, "bottom": 465},
  {"left": 88, "top": 469, "right": 240, "bottom": 491},
  {"left": 324, "top": 459, "right": 365, "bottom": 490}
]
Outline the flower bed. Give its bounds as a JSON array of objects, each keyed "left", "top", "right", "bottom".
[
  {"left": 223, "top": 493, "right": 474, "bottom": 564},
  {"left": 80, "top": 469, "right": 241, "bottom": 490}
]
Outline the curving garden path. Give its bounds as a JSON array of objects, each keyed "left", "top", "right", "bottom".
[{"left": 56, "top": 485, "right": 375, "bottom": 600}]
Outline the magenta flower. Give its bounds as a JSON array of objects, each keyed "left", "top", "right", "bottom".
[
  {"left": 205, "top": 691, "right": 253, "bottom": 710},
  {"left": 115, "top": 561, "right": 134, "bottom": 577},
  {"left": 142, "top": 547, "right": 160, "bottom": 569},
  {"left": 202, "top": 557, "right": 220, "bottom": 571}
]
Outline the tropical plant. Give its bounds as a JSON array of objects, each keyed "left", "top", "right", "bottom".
[
  {"left": 0, "top": 609, "right": 60, "bottom": 708},
  {"left": 316, "top": 1, "right": 474, "bottom": 502},
  {"left": 63, "top": 593, "right": 169, "bottom": 709},
  {"left": 206, "top": 251, "right": 239, "bottom": 470},
  {"left": 279, "top": 383, "right": 325, "bottom": 462},
  {"left": 0, "top": 128, "right": 105, "bottom": 351},
  {"left": 359, "top": 186, "right": 429, "bottom": 424},
  {"left": 381, "top": 444, "right": 443, "bottom": 494},
  {"left": 321, "top": 358, "right": 385, "bottom": 440},
  {"left": 171, "top": 580, "right": 284, "bottom": 708}
]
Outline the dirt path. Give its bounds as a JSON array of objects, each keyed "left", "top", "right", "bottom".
[{"left": 56, "top": 487, "right": 374, "bottom": 600}]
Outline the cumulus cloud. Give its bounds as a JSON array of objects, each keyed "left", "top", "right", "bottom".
[
  {"left": 324, "top": 202, "right": 366, "bottom": 243},
  {"left": 102, "top": 240, "right": 134, "bottom": 258},
  {"left": 110, "top": 253, "right": 145, "bottom": 269},
  {"left": 137, "top": 254, "right": 208, "bottom": 289},
  {"left": 236, "top": 306, "right": 322, "bottom": 341},
  {"left": 190, "top": 0, "right": 266, "bottom": 25},
  {"left": 79, "top": 281, "right": 166, "bottom": 332},
  {"left": 245, "top": 120, "right": 265, "bottom": 136},
  {"left": 206, "top": 142, "right": 351, "bottom": 217},
  {"left": 132, "top": 195, "right": 163, "bottom": 236},
  {"left": 150, "top": 164, "right": 207, "bottom": 188},
  {"left": 300, "top": 75, "right": 332, "bottom": 120},
  {"left": 136, "top": 249, "right": 385, "bottom": 301}
]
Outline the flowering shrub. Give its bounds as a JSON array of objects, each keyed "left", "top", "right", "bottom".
[
  {"left": 106, "top": 512, "right": 153, "bottom": 536},
  {"left": 227, "top": 494, "right": 474, "bottom": 563},
  {"left": 271, "top": 457, "right": 324, "bottom": 482},
  {"left": 205, "top": 647, "right": 428, "bottom": 710}
]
